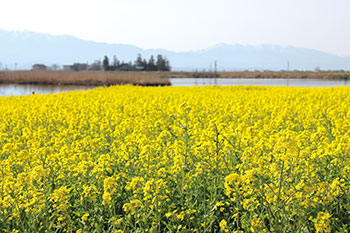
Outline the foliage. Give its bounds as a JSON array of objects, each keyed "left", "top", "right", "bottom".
[
  {"left": 103, "top": 56, "right": 110, "bottom": 71},
  {"left": 1, "top": 86, "right": 350, "bottom": 232},
  {"left": 102, "top": 54, "right": 170, "bottom": 71}
]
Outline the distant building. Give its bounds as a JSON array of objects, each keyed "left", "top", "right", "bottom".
[
  {"left": 63, "top": 63, "right": 88, "bottom": 71},
  {"left": 63, "top": 65, "right": 73, "bottom": 71},
  {"left": 32, "top": 64, "right": 47, "bottom": 71}
]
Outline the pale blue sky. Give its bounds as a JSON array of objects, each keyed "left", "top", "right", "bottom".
[{"left": 1, "top": 0, "right": 349, "bottom": 56}]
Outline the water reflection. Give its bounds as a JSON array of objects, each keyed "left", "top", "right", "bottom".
[
  {"left": 0, "top": 84, "right": 96, "bottom": 97},
  {"left": 0, "top": 79, "right": 349, "bottom": 97},
  {"left": 170, "top": 78, "right": 350, "bottom": 87}
]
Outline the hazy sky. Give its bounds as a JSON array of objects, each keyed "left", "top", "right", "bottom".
[{"left": 1, "top": 0, "right": 350, "bottom": 56}]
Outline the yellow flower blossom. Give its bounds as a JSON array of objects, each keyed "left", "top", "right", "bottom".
[
  {"left": 1, "top": 86, "right": 350, "bottom": 232},
  {"left": 314, "top": 212, "right": 331, "bottom": 233},
  {"left": 219, "top": 219, "right": 228, "bottom": 232}
]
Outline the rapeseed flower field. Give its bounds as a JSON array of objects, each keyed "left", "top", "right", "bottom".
[{"left": 1, "top": 86, "right": 350, "bottom": 232}]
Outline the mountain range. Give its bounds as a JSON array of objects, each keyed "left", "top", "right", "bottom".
[{"left": 0, "top": 29, "right": 349, "bottom": 71}]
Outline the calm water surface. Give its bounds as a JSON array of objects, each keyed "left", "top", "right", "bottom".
[
  {"left": 0, "top": 84, "right": 96, "bottom": 97},
  {"left": 170, "top": 78, "right": 350, "bottom": 87},
  {"left": 0, "top": 78, "right": 349, "bottom": 96}
]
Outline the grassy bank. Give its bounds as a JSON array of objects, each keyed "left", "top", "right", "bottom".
[{"left": 0, "top": 71, "right": 171, "bottom": 86}]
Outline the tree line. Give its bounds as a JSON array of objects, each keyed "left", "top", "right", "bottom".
[{"left": 94, "top": 54, "right": 171, "bottom": 71}]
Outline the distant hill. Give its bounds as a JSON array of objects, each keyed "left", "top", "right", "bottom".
[{"left": 0, "top": 29, "right": 349, "bottom": 71}]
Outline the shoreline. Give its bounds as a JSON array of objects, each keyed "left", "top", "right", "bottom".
[
  {"left": 169, "top": 71, "right": 349, "bottom": 80},
  {"left": 0, "top": 71, "right": 348, "bottom": 87}
]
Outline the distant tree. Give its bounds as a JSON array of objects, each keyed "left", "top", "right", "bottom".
[
  {"left": 91, "top": 54, "right": 170, "bottom": 72},
  {"left": 156, "top": 54, "right": 164, "bottom": 71},
  {"left": 135, "top": 54, "right": 144, "bottom": 70},
  {"left": 90, "top": 60, "right": 102, "bottom": 70},
  {"left": 165, "top": 58, "right": 171, "bottom": 71},
  {"left": 50, "top": 64, "right": 60, "bottom": 71},
  {"left": 103, "top": 56, "right": 110, "bottom": 71},
  {"left": 142, "top": 59, "right": 148, "bottom": 71},
  {"left": 0, "top": 62, "right": 2, "bottom": 70},
  {"left": 112, "top": 55, "right": 120, "bottom": 69},
  {"left": 148, "top": 55, "right": 157, "bottom": 71},
  {"left": 156, "top": 54, "right": 170, "bottom": 71}
]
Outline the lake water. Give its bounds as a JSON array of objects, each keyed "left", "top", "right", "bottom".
[
  {"left": 170, "top": 78, "right": 350, "bottom": 87},
  {"left": 0, "top": 84, "right": 95, "bottom": 97},
  {"left": 0, "top": 78, "right": 349, "bottom": 96}
]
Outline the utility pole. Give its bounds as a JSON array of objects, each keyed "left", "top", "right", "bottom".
[
  {"left": 287, "top": 61, "right": 290, "bottom": 71},
  {"left": 15, "top": 63, "right": 17, "bottom": 71}
]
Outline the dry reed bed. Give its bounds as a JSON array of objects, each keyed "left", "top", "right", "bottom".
[{"left": 0, "top": 71, "right": 171, "bottom": 86}]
